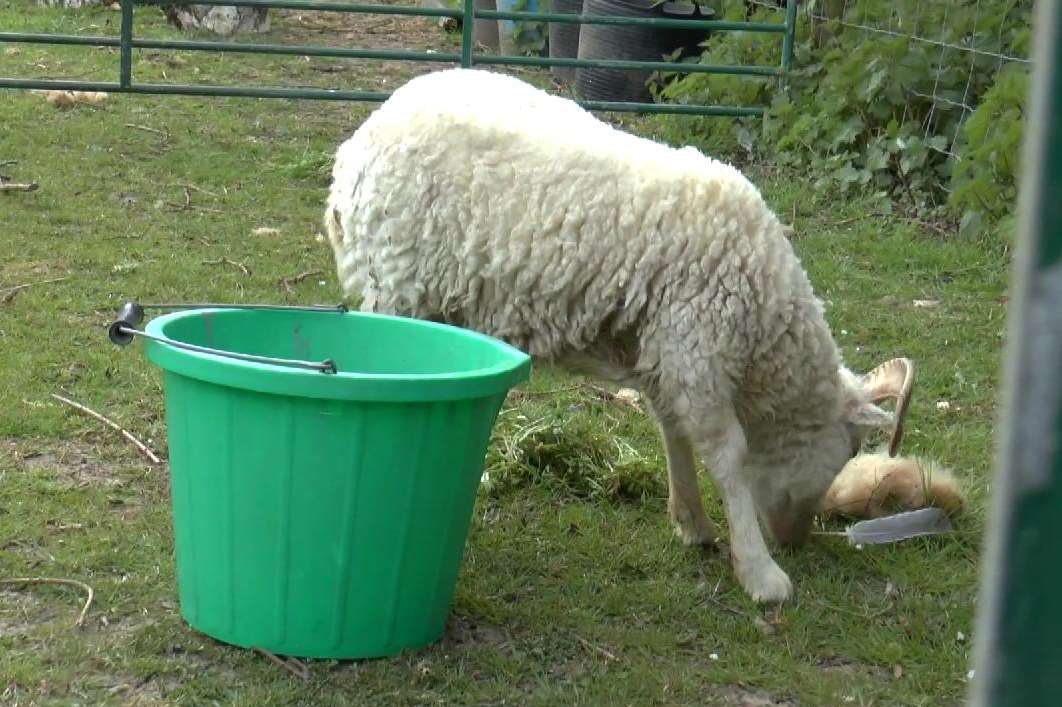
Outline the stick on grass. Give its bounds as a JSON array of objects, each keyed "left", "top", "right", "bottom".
[
  {"left": 50, "top": 393, "right": 164, "bottom": 466},
  {"left": 0, "top": 179, "right": 39, "bottom": 192},
  {"left": 0, "top": 577, "right": 95, "bottom": 628},
  {"left": 278, "top": 269, "right": 323, "bottom": 292},
  {"left": 203, "top": 258, "right": 252, "bottom": 277},
  {"left": 253, "top": 648, "right": 310, "bottom": 680},
  {"left": 1, "top": 276, "right": 67, "bottom": 304}
]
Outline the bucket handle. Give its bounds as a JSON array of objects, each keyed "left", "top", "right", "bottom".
[{"left": 107, "top": 301, "right": 344, "bottom": 375}]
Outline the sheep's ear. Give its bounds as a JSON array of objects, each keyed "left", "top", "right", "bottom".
[
  {"left": 862, "top": 358, "right": 916, "bottom": 456},
  {"left": 847, "top": 401, "right": 894, "bottom": 428}
]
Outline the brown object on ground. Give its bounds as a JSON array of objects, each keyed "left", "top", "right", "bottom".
[
  {"left": 820, "top": 452, "right": 964, "bottom": 519},
  {"left": 41, "top": 90, "right": 108, "bottom": 109}
]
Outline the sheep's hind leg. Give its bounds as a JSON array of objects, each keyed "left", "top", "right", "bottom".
[
  {"left": 649, "top": 405, "right": 720, "bottom": 548},
  {"left": 692, "top": 407, "right": 792, "bottom": 604}
]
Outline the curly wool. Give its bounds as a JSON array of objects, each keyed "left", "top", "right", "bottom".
[
  {"left": 326, "top": 69, "right": 844, "bottom": 434},
  {"left": 324, "top": 70, "right": 893, "bottom": 603}
]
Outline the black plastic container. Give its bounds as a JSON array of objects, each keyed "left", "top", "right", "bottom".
[
  {"left": 549, "top": 0, "right": 584, "bottom": 84},
  {"left": 575, "top": 0, "right": 713, "bottom": 103}
]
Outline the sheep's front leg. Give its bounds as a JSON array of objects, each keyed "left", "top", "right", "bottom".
[
  {"left": 649, "top": 406, "right": 720, "bottom": 547},
  {"left": 693, "top": 409, "right": 792, "bottom": 603}
]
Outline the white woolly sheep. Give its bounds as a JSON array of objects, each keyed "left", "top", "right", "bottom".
[{"left": 324, "top": 69, "right": 913, "bottom": 603}]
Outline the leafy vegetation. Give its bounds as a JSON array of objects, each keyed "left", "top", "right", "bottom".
[
  {"left": 948, "top": 63, "right": 1028, "bottom": 237},
  {"left": 657, "top": 0, "right": 1032, "bottom": 235}
]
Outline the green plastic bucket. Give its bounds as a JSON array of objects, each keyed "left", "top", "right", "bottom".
[{"left": 142, "top": 307, "right": 530, "bottom": 659}]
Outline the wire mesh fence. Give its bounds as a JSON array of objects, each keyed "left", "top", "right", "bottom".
[{"left": 795, "top": 0, "right": 1033, "bottom": 163}]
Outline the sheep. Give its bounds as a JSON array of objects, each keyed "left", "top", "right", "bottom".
[{"left": 323, "top": 68, "right": 914, "bottom": 603}]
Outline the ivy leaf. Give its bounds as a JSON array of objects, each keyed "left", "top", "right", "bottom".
[
  {"left": 866, "top": 147, "right": 890, "bottom": 172},
  {"left": 836, "top": 163, "right": 861, "bottom": 184}
]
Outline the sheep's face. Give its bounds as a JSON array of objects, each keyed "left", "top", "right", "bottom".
[{"left": 750, "top": 358, "right": 915, "bottom": 545}]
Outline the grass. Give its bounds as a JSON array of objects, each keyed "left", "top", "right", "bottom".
[{"left": 0, "top": 3, "right": 1008, "bottom": 705}]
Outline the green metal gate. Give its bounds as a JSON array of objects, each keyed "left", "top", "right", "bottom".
[
  {"left": 0, "top": 0, "right": 797, "bottom": 116},
  {"left": 970, "top": 0, "right": 1062, "bottom": 704}
]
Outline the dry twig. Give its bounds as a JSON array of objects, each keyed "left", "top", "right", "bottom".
[
  {"left": 179, "top": 182, "right": 219, "bottom": 198},
  {"left": 278, "top": 269, "right": 323, "bottom": 292},
  {"left": 508, "top": 384, "right": 584, "bottom": 398},
  {"left": 1, "top": 276, "right": 67, "bottom": 305},
  {"left": 203, "top": 258, "right": 252, "bottom": 277},
  {"left": 0, "top": 577, "right": 95, "bottom": 628},
  {"left": 253, "top": 648, "right": 310, "bottom": 680},
  {"left": 586, "top": 383, "right": 642, "bottom": 410},
  {"left": 167, "top": 185, "right": 223, "bottom": 213},
  {"left": 574, "top": 634, "right": 618, "bottom": 662},
  {"left": 124, "top": 123, "right": 169, "bottom": 139},
  {"left": 50, "top": 393, "right": 164, "bottom": 466},
  {"left": 0, "top": 178, "right": 39, "bottom": 192}
]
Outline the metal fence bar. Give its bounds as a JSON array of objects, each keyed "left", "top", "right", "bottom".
[
  {"left": 139, "top": 38, "right": 460, "bottom": 63},
  {"left": 119, "top": 0, "right": 133, "bottom": 88},
  {"left": 579, "top": 100, "right": 763, "bottom": 116},
  {"left": 133, "top": 0, "right": 463, "bottom": 19},
  {"left": 0, "top": 32, "right": 121, "bottom": 48},
  {"left": 0, "top": 32, "right": 460, "bottom": 63},
  {"left": 0, "top": 36, "right": 777, "bottom": 79},
  {"left": 0, "top": 76, "right": 760, "bottom": 116},
  {"left": 477, "top": 55, "right": 781, "bottom": 77},
  {"left": 129, "top": 0, "right": 786, "bottom": 33},
  {"left": 0, "top": 77, "right": 390, "bottom": 101},
  {"left": 461, "top": 0, "right": 473, "bottom": 68},
  {"left": 477, "top": 10, "right": 786, "bottom": 32},
  {"left": 2, "top": 0, "right": 796, "bottom": 115},
  {"left": 782, "top": 0, "right": 798, "bottom": 73}
]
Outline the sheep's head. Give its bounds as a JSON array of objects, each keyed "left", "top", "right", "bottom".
[{"left": 750, "top": 358, "right": 916, "bottom": 545}]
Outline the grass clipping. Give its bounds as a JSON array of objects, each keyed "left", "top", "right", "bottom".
[{"left": 483, "top": 407, "right": 664, "bottom": 503}]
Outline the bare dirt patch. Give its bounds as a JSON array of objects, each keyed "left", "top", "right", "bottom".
[
  {"left": 276, "top": 7, "right": 459, "bottom": 92},
  {"left": 715, "top": 685, "right": 797, "bottom": 707},
  {"left": 0, "top": 588, "right": 57, "bottom": 637},
  {"left": 12, "top": 439, "right": 122, "bottom": 488},
  {"left": 443, "top": 614, "right": 511, "bottom": 650},
  {"left": 818, "top": 654, "right": 890, "bottom": 680}
]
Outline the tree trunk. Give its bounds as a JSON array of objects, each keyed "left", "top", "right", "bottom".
[{"left": 162, "top": 5, "right": 270, "bottom": 36}]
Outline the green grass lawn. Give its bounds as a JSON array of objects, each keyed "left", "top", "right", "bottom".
[{"left": 0, "top": 3, "right": 1008, "bottom": 705}]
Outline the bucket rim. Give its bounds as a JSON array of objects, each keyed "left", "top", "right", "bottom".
[{"left": 143, "top": 308, "right": 531, "bottom": 402}]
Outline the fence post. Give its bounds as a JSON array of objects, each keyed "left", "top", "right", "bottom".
[
  {"left": 781, "top": 0, "right": 797, "bottom": 72},
  {"left": 119, "top": 0, "right": 133, "bottom": 88},
  {"left": 971, "top": 1, "right": 1062, "bottom": 705},
  {"left": 461, "top": 0, "right": 474, "bottom": 67}
]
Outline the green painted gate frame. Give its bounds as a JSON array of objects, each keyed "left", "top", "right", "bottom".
[{"left": 0, "top": 0, "right": 797, "bottom": 116}]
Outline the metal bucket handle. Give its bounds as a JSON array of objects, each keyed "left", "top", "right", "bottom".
[{"left": 107, "top": 301, "right": 346, "bottom": 374}]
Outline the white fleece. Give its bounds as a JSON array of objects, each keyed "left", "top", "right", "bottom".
[{"left": 325, "top": 69, "right": 895, "bottom": 603}]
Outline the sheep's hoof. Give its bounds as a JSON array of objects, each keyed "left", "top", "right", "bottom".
[
  {"left": 677, "top": 526, "right": 722, "bottom": 548},
  {"left": 701, "top": 539, "right": 730, "bottom": 560},
  {"left": 737, "top": 561, "right": 793, "bottom": 604}
]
